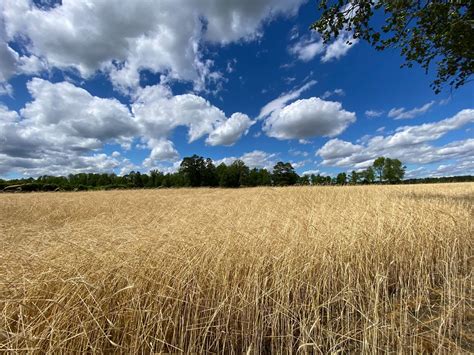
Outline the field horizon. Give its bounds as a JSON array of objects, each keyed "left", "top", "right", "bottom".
[{"left": 1, "top": 184, "right": 473, "bottom": 353}]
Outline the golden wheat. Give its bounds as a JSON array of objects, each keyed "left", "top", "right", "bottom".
[{"left": 1, "top": 184, "right": 473, "bottom": 353}]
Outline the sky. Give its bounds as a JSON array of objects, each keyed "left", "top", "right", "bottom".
[{"left": 0, "top": 0, "right": 473, "bottom": 179}]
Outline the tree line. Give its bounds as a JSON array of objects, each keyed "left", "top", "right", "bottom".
[{"left": 1, "top": 156, "right": 472, "bottom": 192}]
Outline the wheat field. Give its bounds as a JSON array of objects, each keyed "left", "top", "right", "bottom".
[{"left": 1, "top": 184, "right": 473, "bottom": 353}]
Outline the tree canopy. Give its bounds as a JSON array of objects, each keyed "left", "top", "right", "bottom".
[
  {"left": 1, "top": 155, "right": 468, "bottom": 192},
  {"left": 311, "top": 0, "right": 474, "bottom": 93}
]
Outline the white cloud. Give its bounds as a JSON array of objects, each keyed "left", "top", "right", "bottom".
[
  {"left": 302, "top": 169, "right": 320, "bottom": 176},
  {"left": 1, "top": 79, "right": 135, "bottom": 159},
  {"left": 144, "top": 139, "right": 179, "bottom": 164},
  {"left": 2, "top": 0, "right": 306, "bottom": 92},
  {"left": 132, "top": 84, "right": 252, "bottom": 155},
  {"left": 388, "top": 101, "right": 435, "bottom": 120},
  {"left": 405, "top": 160, "right": 474, "bottom": 179},
  {"left": 206, "top": 113, "right": 254, "bottom": 146},
  {"left": 22, "top": 78, "right": 137, "bottom": 144},
  {"left": 0, "top": 82, "right": 13, "bottom": 96},
  {"left": 0, "top": 103, "right": 19, "bottom": 122},
  {"left": 263, "top": 97, "right": 356, "bottom": 140},
  {"left": 317, "top": 139, "right": 363, "bottom": 160},
  {"left": 289, "top": 149, "right": 309, "bottom": 157},
  {"left": 214, "top": 150, "right": 278, "bottom": 170},
  {"left": 317, "top": 109, "right": 474, "bottom": 170},
  {"left": 431, "top": 160, "right": 474, "bottom": 177},
  {"left": 321, "top": 88, "right": 345, "bottom": 99},
  {"left": 0, "top": 77, "right": 255, "bottom": 176},
  {"left": 365, "top": 109, "right": 384, "bottom": 118},
  {"left": 226, "top": 58, "right": 237, "bottom": 73},
  {"left": 0, "top": 16, "right": 19, "bottom": 84},
  {"left": 0, "top": 151, "right": 123, "bottom": 177},
  {"left": 321, "top": 32, "right": 358, "bottom": 62},
  {"left": 289, "top": 34, "right": 324, "bottom": 62},
  {"left": 290, "top": 159, "right": 309, "bottom": 169},
  {"left": 289, "top": 30, "right": 357, "bottom": 63},
  {"left": 258, "top": 80, "right": 317, "bottom": 119},
  {"left": 0, "top": 79, "right": 137, "bottom": 176}
]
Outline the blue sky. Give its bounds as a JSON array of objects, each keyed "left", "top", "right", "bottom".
[{"left": 1, "top": 0, "right": 473, "bottom": 179}]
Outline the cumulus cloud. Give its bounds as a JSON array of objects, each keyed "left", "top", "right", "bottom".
[
  {"left": 22, "top": 78, "right": 137, "bottom": 145},
  {"left": 258, "top": 80, "right": 317, "bottom": 119},
  {"left": 0, "top": 79, "right": 137, "bottom": 176},
  {"left": 0, "top": 16, "right": 19, "bottom": 84},
  {"left": 388, "top": 101, "right": 435, "bottom": 120},
  {"left": 2, "top": 0, "right": 306, "bottom": 92},
  {"left": 263, "top": 97, "right": 356, "bottom": 140},
  {"left": 131, "top": 84, "right": 253, "bottom": 165},
  {"left": 206, "top": 113, "right": 254, "bottom": 146},
  {"left": 0, "top": 78, "right": 252, "bottom": 176},
  {"left": 146, "top": 139, "right": 179, "bottom": 163},
  {"left": 317, "top": 109, "right": 474, "bottom": 169},
  {"left": 214, "top": 150, "right": 278, "bottom": 170},
  {"left": 0, "top": 152, "right": 124, "bottom": 177}
]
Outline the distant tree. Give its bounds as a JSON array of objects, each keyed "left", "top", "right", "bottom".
[
  {"left": 373, "top": 157, "right": 386, "bottom": 182},
  {"left": 257, "top": 168, "right": 273, "bottom": 186},
  {"left": 129, "top": 171, "right": 144, "bottom": 188},
  {"left": 311, "top": 0, "right": 474, "bottom": 93},
  {"left": 216, "top": 163, "right": 228, "bottom": 187},
  {"left": 219, "top": 160, "right": 250, "bottom": 187},
  {"left": 272, "top": 162, "right": 298, "bottom": 186},
  {"left": 180, "top": 155, "right": 206, "bottom": 187},
  {"left": 149, "top": 169, "right": 163, "bottom": 187},
  {"left": 298, "top": 175, "right": 310, "bottom": 185},
  {"left": 360, "top": 166, "right": 375, "bottom": 184},
  {"left": 202, "top": 158, "right": 219, "bottom": 187},
  {"left": 247, "top": 168, "right": 272, "bottom": 187},
  {"left": 97, "top": 173, "right": 111, "bottom": 186},
  {"left": 349, "top": 170, "right": 359, "bottom": 184},
  {"left": 336, "top": 172, "right": 347, "bottom": 185},
  {"left": 383, "top": 158, "right": 406, "bottom": 183},
  {"left": 310, "top": 173, "right": 330, "bottom": 185}
]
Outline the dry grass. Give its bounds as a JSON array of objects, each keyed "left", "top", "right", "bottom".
[{"left": 1, "top": 184, "right": 473, "bottom": 353}]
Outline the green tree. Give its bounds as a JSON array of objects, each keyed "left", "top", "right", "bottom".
[
  {"left": 257, "top": 168, "right": 272, "bottom": 186},
  {"left": 180, "top": 155, "right": 206, "bottom": 187},
  {"left": 149, "top": 169, "right": 163, "bottom": 187},
  {"left": 202, "top": 158, "right": 218, "bottom": 187},
  {"left": 361, "top": 166, "right": 375, "bottom": 184},
  {"left": 311, "top": 1, "right": 473, "bottom": 93},
  {"left": 272, "top": 162, "right": 298, "bottom": 186},
  {"left": 219, "top": 160, "right": 250, "bottom": 187},
  {"left": 373, "top": 157, "right": 386, "bottom": 182},
  {"left": 97, "top": 173, "right": 111, "bottom": 186},
  {"left": 216, "top": 163, "right": 228, "bottom": 187},
  {"left": 298, "top": 175, "right": 310, "bottom": 185},
  {"left": 349, "top": 170, "right": 359, "bottom": 184},
  {"left": 129, "top": 171, "right": 144, "bottom": 188},
  {"left": 247, "top": 168, "right": 272, "bottom": 187},
  {"left": 383, "top": 158, "right": 406, "bottom": 183},
  {"left": 336, "top": 172, "right": 347, "bottom": 185}
]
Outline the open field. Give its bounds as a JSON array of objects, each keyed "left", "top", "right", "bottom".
[{"left": 1, "top": 184, "right": 473, "bottom": 353}]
